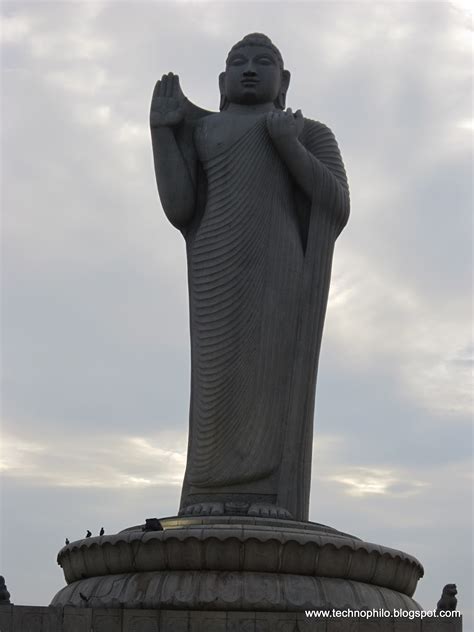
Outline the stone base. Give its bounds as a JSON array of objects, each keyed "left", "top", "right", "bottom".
[
  {"left": 50, "top": 570, "right": 422, "bottom": 612},
  {"left": 0, "top": 605, "right": 463, "bottom": 631},
  {"left": 52, "top": 516, "right": 424, "bottom": 612}
]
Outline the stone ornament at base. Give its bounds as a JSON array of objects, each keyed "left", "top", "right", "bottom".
[
  {"left": 0, "top": 576, "right": 11, "bottom": 605},
  {"left": 52, "top": 516, "right": 423, "bottom": 613}
]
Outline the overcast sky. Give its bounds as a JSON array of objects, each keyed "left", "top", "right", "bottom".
[{"left": 1, "top": 0, "right": 472, "bottom": 625}]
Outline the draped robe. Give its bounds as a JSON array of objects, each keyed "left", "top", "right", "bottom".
[{"left": 176, "top": 110, "right": 349, "bottom": 521}]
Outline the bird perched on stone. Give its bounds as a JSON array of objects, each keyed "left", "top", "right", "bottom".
[
  {"left": 436, "top": 584, "right": 458, "bottom": 613},
  {"left": 65, "top": 538, "right": 70, "bottom": 545},
  {"left": 86, "top": 530, "right": 92, "bottom": 538},
  {"left": 99, "top": 527, "right": 104, "bottom": 536}
]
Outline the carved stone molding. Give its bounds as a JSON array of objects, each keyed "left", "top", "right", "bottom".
[
  {"left": 51, "top": 570, "right": 422, "bottom": 612},
  {"left": 55, "top": 518, "right": 423, "bottom": 610}
]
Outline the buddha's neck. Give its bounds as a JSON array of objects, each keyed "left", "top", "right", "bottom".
[{"left": 225, "top": 102, "right": 277, "bottom": 115}]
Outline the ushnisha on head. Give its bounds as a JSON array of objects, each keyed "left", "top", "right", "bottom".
[{"left": 219, "top": 33, "right": 291, "bottom": 111}]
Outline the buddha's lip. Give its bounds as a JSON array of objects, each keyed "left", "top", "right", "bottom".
[{"left": 241, "top": 79, "right": 259, "bottom": 85}]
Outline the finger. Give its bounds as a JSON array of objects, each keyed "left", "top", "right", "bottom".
[
  {"left": 162, "top": 74, "right": 169, "bottom": 97},
  {"left": 172, "top": 74, "right": 180, "bottom": 97},
  {"left": 174, "top": 74, "right": 185, "bottom": 101},
  {"left": 176, "top": 75, "right": 185, "bottom": 100},
  {"left": 295, "top": 109, "right": 303, "bottom": 119},
  {"left": 165, "top": 72, "right": 174, "bottom": 97},
  {"left": 161, "top": 74, "right": 169, "bottom": 96},
  {"left": 156, "top": 77, "right": 168, "bottom": 98},
  {"left": 286, "top": 107, "right": 293, "bottom": 116},
  {"left": 152, "top": 80, "right": 162, "bottom": 99}
]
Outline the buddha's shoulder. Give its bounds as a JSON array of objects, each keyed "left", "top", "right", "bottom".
[{"left": 302, "top": 117, "right": 337, "bottom": 141}]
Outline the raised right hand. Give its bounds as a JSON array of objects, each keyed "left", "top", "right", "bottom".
[{"left": 150, "top": 72, "right": 185, "bottom": 128}]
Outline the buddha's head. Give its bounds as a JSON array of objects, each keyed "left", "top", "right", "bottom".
[{"left": 219, "top": 33, "right": 291, "bottom": 110}]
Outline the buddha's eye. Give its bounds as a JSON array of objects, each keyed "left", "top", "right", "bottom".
[
  {"left": 256, "top": 56, "right": 274, "bottom": 65},
  {"left": 228, "top": 56, "right": 246, "bottom": 66}
]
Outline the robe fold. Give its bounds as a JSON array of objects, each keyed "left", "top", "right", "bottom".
[{"left": 177, "top": 112, "right": 349, "bottom": 521}]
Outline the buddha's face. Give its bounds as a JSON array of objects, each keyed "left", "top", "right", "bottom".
[{"left": 223, "top": 45, "right": 282, "bottom": 106}]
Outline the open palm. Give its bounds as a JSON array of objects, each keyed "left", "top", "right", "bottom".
[{"left": 150, "top": 72, "right": 186, "bottom": 128}]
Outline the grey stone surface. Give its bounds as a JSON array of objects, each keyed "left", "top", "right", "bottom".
[
  {"left": 122, "top": 610, "right": 159, "bottom": 632},
  {"left": 159, "top": 611, "right": 189, "bottom": 632},
  {"left": 63, "top": 607, "right": 92, "bottom": 632},
  {"left": 91, "top": 609, "right": 122, "bottom": 632},
  {"left": 60, "top": 520, "right": 420, "bottom": 589},
  {"left": 150, "top": 33, "right": 350, "bottom": 522},
  {"left": 0, "top": 606, "right": 463, "bottom": 631},
  {"left": 119, "top": 515, "right": 359, "bottom": 537},
  {"left": 53, "top": 518, "right": 423, "bottom": 608},
  {"left": 10, "top": 605, "right": 60, "bottom": 632},
  {"left": 0, "top": 604, "right": 13, "bottom": 632},
  {"left": 52, "top": 570, "right": 422, "bottom": 612}
]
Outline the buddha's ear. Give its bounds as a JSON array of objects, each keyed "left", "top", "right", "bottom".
[
  {"left": 275, "top": 69, "right": 291, "bottom": 110},
  {"left": 219, "top": 71, "right": 228, "bottom": 111}
]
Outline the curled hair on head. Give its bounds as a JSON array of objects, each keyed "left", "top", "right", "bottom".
[{"left": 220, "top": 33, "right": 290, "bottom": 111}]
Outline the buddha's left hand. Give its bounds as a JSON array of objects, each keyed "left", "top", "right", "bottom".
[{"left": 266, "top": 108, "right": 304, "bottom": 147}]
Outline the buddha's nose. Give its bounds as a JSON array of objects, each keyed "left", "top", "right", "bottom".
[{"left": 243, "top": 67, "right": 258, "bottom": 77}]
